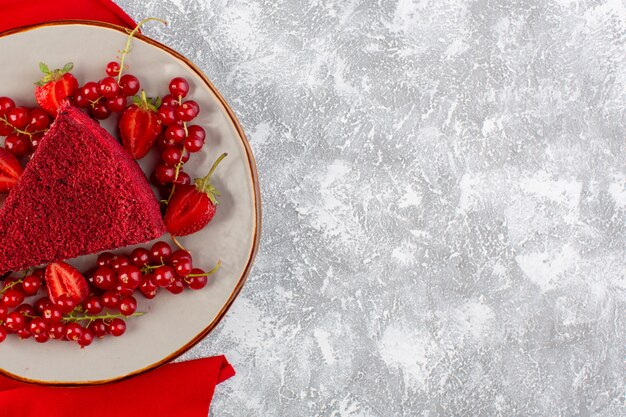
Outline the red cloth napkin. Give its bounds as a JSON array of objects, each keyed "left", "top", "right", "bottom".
[
  {"left": 0, "top": 2, "right": 235, "bottom": 416},
  {"left": 0, "top": 0, "right": 137, "bottom": 33},
  {"left": 0, "top": 356, "right": 235, "bottom": 416}
]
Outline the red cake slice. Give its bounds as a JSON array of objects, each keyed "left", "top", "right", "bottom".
[{"left": 0, "top": 104, "right": 165, "bottom": 273}]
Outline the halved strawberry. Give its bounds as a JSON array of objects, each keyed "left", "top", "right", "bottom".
[
  {"left": 34, "top": 62, "right": 79, "bottom": 116},
  {"left": 0, "top": 147, "right": 23, "bottom": 193},
  {"left": 45, "top": 261, "right": 89, "bottom": 304},
  {"left": 119, "top": 91, "right": 162, "bottom": 159}
]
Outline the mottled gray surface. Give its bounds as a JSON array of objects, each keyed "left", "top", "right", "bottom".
[{"left": 116, "top": 0, "right": 625, "bottom": 415}]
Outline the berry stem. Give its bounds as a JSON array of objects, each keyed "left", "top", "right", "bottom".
[
  {"left": 0, "top": 115, "right": 48, "bottom": 139},
  {"left": 62, "top": 311, "right": 145, "bottom": 323},
  {"left": 171, "top": 235, "right": 188, "bottom": 251},
  {"left": 187, "top": 260, "right": 222, "bottom": 277},
  {"left": 0, "top": 277, "right": 23, "bottom": 295},
  {"left": 117, "top": 17, "right": 167, "bottom": 83}
]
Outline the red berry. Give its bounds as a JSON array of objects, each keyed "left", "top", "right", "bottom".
[
  {"left": 169, "top": 77, "right": 190, "bottom": 98},
  {"left": 176, "top": 100, "right": 199, "bottom": 121},
  {"left": 34, "top": 297, "right": 52, "bottom": 314},
  {"left": 119, "top": 296, "right": 137, "bottom": 316},
  {"left": 117, "top": 265, "right": 142, "bottom": 289},
  {"left": 161, "top": 147, "right": 184, "bottom": 166},
  {"left": 171, "top": 250, "right": 193, "bottom": 276},
  {"left": 165, "top": 125, "right": 186, "bottom": 145},
  {"left": 130, "top": 248, "right": 151, "bottom": 268},
  {"left": 0, "top": 327, "right": 6, "bottom": 343},
  {"left": 187, "top": 268, "right": 210, "bottom": 290},
  {"left": 139, "top": 275, "right": 158, "bottom": 299},
  {"left": 42, "top": 304, "right": 63, "bottom": 323},
  {"left": 81, "top": 82, "right": 100, "bottom": 101},
  {"left": 7, "top": 107, "right": 30, "bottom": 129},
  {"left": 91, "top": 102, "right": 111, "bottom": 120},
  {"left": 105, "top": 61, "right": 121, "bottom": 77},
  {"left": 83, "top": 295, "right": 104, "bottom": 314},
  {"left": 78, "top": 328, "right": 94, "bottom": 347},
  {"left": 2, "top": 288, "right": 25, "bottom": 308},
  {"left": 115, "top": 284, "right": 135, "bottom": 297},
  {"left": 34, "top": 333, "right": 50, "bottom": 343},
  {"left": 97, "top": 252, "right": 115, "bottom": 267},
  {"left": 167, "top": 280, "right": 185, "bottom": 294},
  {"left": 65, "top": 323, "right": 84, "bottom": 341},
  {"left": 55, "top": 294, "right": 78, "bottom": 313},
  {"left": 16, "top": 303, "right": 36, "bottom": 318},
  {"left": 119, "top": 74, "right": 140, "bottom": 96},
  {"left": 17, "top": 327, "right": 32, "bottom": 339},
  {"left": 102, "top": 291, "right": 120, "bottom": 309},
  {"left": 0, "top": 97, "right": 16, "bottom": 116},
  {"left": 157, "top": 106, "right": 178, "bottom": 126},
  {"left": 184, "top": 125, "right": 206, "bottom": 152},
  {"left": 74, "top": 92, "right": 90, "bottom": 108},
  {"left": 154, "top": 163, "right": 176, "bottom": 185},
  {"left": 150, "top": 241, "right": 172, "bottom": 263},
  {"left": 108, "top": 318, "right": 126, "bottom": 336},
  {"left": 4, "top": 312, "right": 25, "bottom": 332},
  {"left": 92, "top": 266, "right": 117, "bottom": 290},
  {"left": 48, "top": 323, "right": 65, "bottom": 340},
  {"left": 5, "top": 134, "right": 31, "bottom": 157},
  {"left": 154, "top": 265, "right": 176, "bottom": 287},
  {"left": 173, "top": 171, "right": 191, "bottom": 185},
  {"left": 30, "top": 133, "right": 44, "bottom": 151},
  {"left": 28, "top": 108, "right": 51, "bottom": 130},
  {"left": 106, "top": 95, "right": 127, "bottom": 113},
  {"left": 29, "top": 317, "right": 48, "bottom": 336},
  {"left": 88, "top": 320, "right": 107, "bottom": 338},
  {"left": 99, "top": 77, "right": 120, "bottom": 99},
  {"left": 111, "top": 256, "right": 130, "bottom": 272},
  {"left": 0, "top": 305, "right": 7, "bottom": 322},
  {"left": 22, "top": 275, "right": 42, "bottom": 296},
  {"left": 0, "top": 120, "right": 14, "bottom": 136},
  {"left": 161, "top": 94, "right": 179, "bottom": 108}
]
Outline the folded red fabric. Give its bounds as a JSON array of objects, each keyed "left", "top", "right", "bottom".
[
  {"left": 0, "top": 0, "right": 136, "bottom": 33},
  {"left": 0, "top": 356, "right": 235, "bottom": 416}
]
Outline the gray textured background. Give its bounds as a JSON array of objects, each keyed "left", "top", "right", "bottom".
[{"left": 115, "top": 0, "right": 625, "bottom": 415}]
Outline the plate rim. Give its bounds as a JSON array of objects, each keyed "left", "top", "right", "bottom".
[{"left": 0, "top": 20, "right": 262, "bottom": 386}]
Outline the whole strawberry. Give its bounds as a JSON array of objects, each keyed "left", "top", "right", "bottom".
[
  {"left": 164, "top": 153, "right": 227, "bottom": 236},
  {"left": 119, "top": 91, "right": 162, "bottom": 159},
  {"left": 0, "top": 147, "right": 23, "bottom": 193},
  {"left": 34, "top": 62, "right": 79, "bottom": 115}
]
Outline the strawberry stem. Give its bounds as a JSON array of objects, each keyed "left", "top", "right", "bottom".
[
  {"left": 117, "top": 17, "right": 168, "bottom": 83},
  {"left": 197, "top": 153, "right": 228, "bottom": 191}
]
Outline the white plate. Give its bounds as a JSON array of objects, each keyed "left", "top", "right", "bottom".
[{"left": 0, "top": 22, "right": 261, "bottom": 384}]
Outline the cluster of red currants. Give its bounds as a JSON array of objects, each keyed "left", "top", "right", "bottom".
[
  {"left": 152, "top": 77, "right": 205, "bottom": 196},
  {"left": 73, "top": 62, "right": 140, "bottom": 120},
  {"left": 0, "top": 241, "right": 217, "bottom": 348},
  {"left": 0, "top": 97, "right": 51, "bottom": 158}
]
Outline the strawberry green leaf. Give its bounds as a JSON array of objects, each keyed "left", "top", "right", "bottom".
[
  {"left": 62, "top": 62, "right": 74, "bottom": 73},
  {"left": 39, "top": 62, "right": 50, "bottom": 74}
]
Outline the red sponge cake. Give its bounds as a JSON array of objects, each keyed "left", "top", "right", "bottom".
[{"left": 0, "top": 104, "right": 165, "bottom": 273}]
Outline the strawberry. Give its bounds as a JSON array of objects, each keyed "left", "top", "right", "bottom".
[
  {"left": 45, "top": 261, "right": 89, "bottom": 305},
  {"left": 164, "top": 153, "right": 228, "bottom": 236},
  {"left": 119, "top": 91, "right": 162, "bottom": 159},
  {"left": 34, "top": 62, "right": 79, "bottom": 116},
  {"left": 0, "top": 147, "right": 22, "bottom": 193}
]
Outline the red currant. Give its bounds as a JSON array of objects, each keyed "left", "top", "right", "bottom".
[
  {"left": 5, "top": 133, "right": 31, "bottom": 157},
  {"left": 176, "top": 100, "right": 199, "bottom": 121},
  {"left": 157, "top": 106, "right": 178, "bottom": 126},
  {"left": 65, "top": 323, "right": 84, "bottom": 341},
  {"left": 106, "top": 95, "right": 127, "bottom": 113},
  {"left": 81, "top": 82, "right": 100, "bottom": 101},
  {"left": 34, "top": 333, "right": 50, "bottom": 343},
  {"left": 30, "top": 133, "right": 44, "bottom": 151},
  {"left": 21, "top": 275, "right": 42, "bottom": 296},
  {"left": 48, "top": 323, "right": 65, "bottom": 340},
  {"left": 0, "top": 327, "right": 6, "bottom": 343},
  {"left": 119, "top": 74, "right": 140, "bottom": 96},
  {"left": 78, "top": 329, "right": 94, "bottom": 347},
  {"left": 2, "top": 288, "right": 25, "bottom": 308},
  {"left": 74, "top": 92, "right": 90, "bottom": 108},
  {"left": 42, "top": 305, "right": 63, "bottom": 323},
  {"left": 16, "top": 303, "right": 36, "bottom": 318},
  {"left": 102, "top": 291, "right": 120, "bottom": 309},
  {"left": 97, "top": 252, "right": 115, "bottom": 267},
  {"left": 139, "top": 275, "right": 158, "bottom": 299},
  {"left": 154, "top": 266, "right": 176, "bottom": 288},
  {"left": 4, "top": 312, "right": 25, "bottom": 332},
  {"left": 169, "top": 77, "right": 190, "bottom": 98},
  {"left": 161, "top": 94, "right": 179, "bottom": 108},
  {"left": 92, "top": 266, "right": 117, "bottom": 290},
  {"left": 90, "top": 102, "right": 111, "bottom": 120},
  {"left": 105, "top": 61, "right": 121, "bottom": 77},
  {"left": 28, "top": 108, "right": 50, "bottom": 130},
  {"left": 165, "top": 125, "right": 186, "bottom": 145},
  {"left": 34, "top": 297, "right": 52, "bottom": 314},
  {"left": 17, "top": 327, "right": 32, "bottom": 339},
  {"left": 154, "top": 163, "right": 176, "bottom": 185},
  {"left": 83, "top": 295, "right": 104, "bottom": 315},
  {"left": 130, "top": 248, "right": 151, "bottom": 268},
  {"left": 117, "top": 265, "right": 142, "bottom": 289},
  {"left": 0, "top": 305, "right": 7, "bottom": 322},
  {"left": 187, "top": 268, "right": 209, "bottom": 290},
  {"left": 0, "top": 97, "right": 16, "bottom": 116},
  {"left": 111, "top": 256, "right": 131, "bottom": 272},
  {"left": 119, "top": 296, "right": 137, "bottom": 316},
  {"left": 150, "top": 242, "right": 172, "bottom": 263},
  {"left": 108, "top": 318, "right": 126, "bottom": 336},
  {"left": 99, "top": 77, "right": 120, "bottom": 99},
  {"left": 7, "top": 107, "right": 30, "bottom": 129},
  {"left": 29, "top": 318, "right": 48, "bottom": 336},
  {"left": 167, "top": 280, "right": 185, "bottom": 294},
  {"left": 88, "top": 320, "right": 107, "bottom": 338},
  {"left": 115, "top": 284, "right": 135, "bottom": 298},
  {"left": 170, "top": 250, "right": 193, "bottom": 276},
  {"left": 173, "top": 171, "right": 191, "bottom": 185},
  {"left": 56, "top": 294, "right": 78, "bottom": 313},
  {"left": 184, "top": 125, "right": 206, "bottom": 153},
  {"left": 161, "top": 147, "right": 184, "bottom": 166},
  {"left": 0, "top": 120, "right": 14, "bottom": 136}
]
